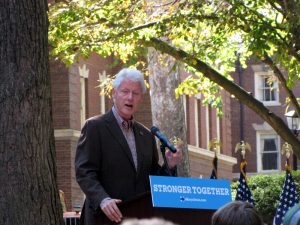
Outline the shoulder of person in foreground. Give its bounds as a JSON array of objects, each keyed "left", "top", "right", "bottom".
[
  {"left": 212, "top": 201, "right": 264, "bottom": 225},
  {"left": 121, "top": 217, "right": 178, "bottom": 225},
  {"left": 283, "top": 203, "right": 300, "bottom": 225}
]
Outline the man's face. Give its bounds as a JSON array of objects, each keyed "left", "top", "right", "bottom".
[{"left": 112, "top": 79, "right": 143, "bottom": 120}]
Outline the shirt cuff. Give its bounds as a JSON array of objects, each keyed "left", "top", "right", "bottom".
[{"left": 100, "top": 197, "right": 112, "bottom": 208}]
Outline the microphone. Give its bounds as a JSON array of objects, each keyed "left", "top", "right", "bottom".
[{"left": 150, "top": 126, "right": 177, "bottom": 153}]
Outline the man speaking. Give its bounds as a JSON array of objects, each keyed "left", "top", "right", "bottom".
[{"left": 75, "top": 68, "right": 182, "bottom": 225}]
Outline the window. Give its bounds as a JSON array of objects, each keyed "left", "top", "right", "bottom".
[
  {"left": 78, "top": 64, "right": 89, "bottom": 127},
  {"left": 261, "top": 76, "right": 276, "bottom": 101},
  {"left": 257, "top": 134, "right": 280, "bottom": 172},
  {"left": 254, "top": 72, "right": 279, "bottom": 106}
]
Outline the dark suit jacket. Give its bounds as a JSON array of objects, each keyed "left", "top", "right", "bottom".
[{"left": 75, "top": 110, "right": 172, "bottom": 225}]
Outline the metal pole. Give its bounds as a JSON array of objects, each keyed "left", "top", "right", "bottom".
[{"left": 236, "top": 52, "right": 244, "bottom": 141}]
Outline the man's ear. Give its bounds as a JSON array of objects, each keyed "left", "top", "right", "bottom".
[{"left": 112, "top": 89, "right": 116, "bottom": 100}]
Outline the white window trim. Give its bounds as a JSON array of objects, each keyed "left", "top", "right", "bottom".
[
  {"left": 194, "top": 98, "right": 200, "bottom": 147},
  {"left": 256, "top": 131, "right": 281, "bottom": 172},
  {"left": 98, "top": 70, "right": 107, "bottom": 115},
  {"left": 254, "top": 71, "right": 280, "bottom": 106},
  {"left": 216, "top": 113, "right": 220, "bottom": 141},
  {"left": 206, "top": 105, "right": 210, "bottom": 149},
  {"left": 78, "top": 64, "right": 89, "bottom": 128}
]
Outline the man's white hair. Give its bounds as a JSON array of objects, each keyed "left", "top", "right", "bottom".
[{"left": 113, "top": 68, "right": 146, "bottom": 93}]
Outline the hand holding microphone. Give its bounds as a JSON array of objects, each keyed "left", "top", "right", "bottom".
[
  {"left": 151, "top": 126, "right": 183, "bottom": 169},
  {"left": 150, "top": 126, "right": 177, "bottom": 153}
]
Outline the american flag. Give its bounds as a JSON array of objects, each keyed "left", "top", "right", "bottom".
[
  {"left": 210, "top": 156, "right": 218, "bottom": 179},
  {"left": 273, "top": 166, "right": 299, "bottom": 225},
  {"left": 235, "top": 160, "right": 255, "bottom": 205}
]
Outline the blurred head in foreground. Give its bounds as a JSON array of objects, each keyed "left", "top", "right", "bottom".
[{"left": 212, "top": 201, "right": 264, "bottom": 225}]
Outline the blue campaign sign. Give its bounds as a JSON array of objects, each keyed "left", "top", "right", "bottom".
[{"left": 149, "top": 176, "right": 232, "bottom": 210}]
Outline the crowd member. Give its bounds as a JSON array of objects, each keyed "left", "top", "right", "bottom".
[
  {"left": 283, "top": 203, "right": 300, "bottom": 225},
  {"left": 121, "top": 217, "right": 177, "bottom": 225},
  {"left": 212, "top": 201, "right": 264, "bottom": 225},
  {"left": 75, "top": 68, "right": 182, "bottom": 225}
]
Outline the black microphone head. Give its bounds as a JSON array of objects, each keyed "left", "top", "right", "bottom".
[{"left": 150, "top": 126, "right": 159, "bottom": 134}]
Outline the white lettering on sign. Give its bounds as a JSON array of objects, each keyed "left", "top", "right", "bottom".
[{"left": 153, "top": 184, "right": 229, "bottom": 196}]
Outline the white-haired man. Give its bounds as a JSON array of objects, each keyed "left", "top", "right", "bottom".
[{"left": 75, "top": 68, "right": 182, "bottom": 225}]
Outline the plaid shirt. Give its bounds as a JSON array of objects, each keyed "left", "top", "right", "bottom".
[{"left": 112, "top": 106, "right": 137, "bottom": 170}]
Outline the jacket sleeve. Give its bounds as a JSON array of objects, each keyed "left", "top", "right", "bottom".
[{"left": 75, "top": 119, "right": 109, "bottom": 213}]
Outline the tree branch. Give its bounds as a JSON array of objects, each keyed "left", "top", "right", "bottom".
[
  {"left": 142, "top": 37, "right": 300, "bottom": 155},
  {"left": 262, "top": 53, "right": 300, "bottom": 116},
  {"left": 266, "top": 0, "right": 284, "bottom": 15},
  {"left": 151, "top": 0, "right": 179, "bottom": 7}
]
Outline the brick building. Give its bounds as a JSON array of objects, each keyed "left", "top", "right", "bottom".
[
  {"left": 50, "top": 53, "right": 237, "bottom": 211},
  {"left": 230, "top": 58, "right": 300, "bottom": 176}
]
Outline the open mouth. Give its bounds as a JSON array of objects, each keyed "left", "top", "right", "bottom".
[{"left": 125, "top": 104, "right": 133, "bottom": 108}]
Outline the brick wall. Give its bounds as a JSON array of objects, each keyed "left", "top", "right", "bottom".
[
  {"left": 55, "top": 140, "right": 72, "bottom": 209},
  {"left": 51, "top": 59, "right": 83, "bottom": 211},
  {"left": 189, "top": 146, "right": 236, "bottom": 180},
  {"left": 231, "top": 58, "right": 300, "bottom": 174},
  {"left": 68, "top": 65, "right": 81, "bottom": 130},
  {"left": 220, "top": 91, "right": 232, "bottom": 157},
  {"left": 50, "top": 60, "right": 70, "bottom": 129}
]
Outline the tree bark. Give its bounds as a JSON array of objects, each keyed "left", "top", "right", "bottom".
[
  {"left": 0, "top": 1, "right": 63, "bottom": 225},
  {"left": 148, "top": 49, "right": 190, "bottom": 177}
]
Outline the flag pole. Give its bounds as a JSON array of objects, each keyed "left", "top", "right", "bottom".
[
  {"left": 235, "top": 140, "right": 255, "bottom": 205},
  {"left": 209, "top": 138, "right": 220, "bottom": 179},
  {"left": 273, "top": 142, "right": 299, "bottom": 225}
]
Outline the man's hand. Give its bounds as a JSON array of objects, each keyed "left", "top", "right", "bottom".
[
  {"left": 165, "top": 141, "right": 183, "bottom": 169},
  {"left": 100, "top": 198, "right": 123, "bottom": 223}
]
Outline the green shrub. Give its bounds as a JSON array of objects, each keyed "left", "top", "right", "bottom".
[{"left": 231, "top": 171, "right": 300, "bottom": 225}]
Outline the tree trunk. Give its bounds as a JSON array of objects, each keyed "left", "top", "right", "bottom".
[
  {"left": 0, "top": 1, "right": 63, "bottom": 225},
  {"left": 148, "top": 49, "right": 190, "bottom": 177}
]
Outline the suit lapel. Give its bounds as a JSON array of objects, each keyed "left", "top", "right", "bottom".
[{"left": 104, "top": 110, "right": 136, "bottom": 170}]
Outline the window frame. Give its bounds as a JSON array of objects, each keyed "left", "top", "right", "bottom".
[
  {"left": 254, "top": 71, "right": 280, "bottom": 106},
  {"left": 256, "top": 132, "right": 281, "bottom": 172}
]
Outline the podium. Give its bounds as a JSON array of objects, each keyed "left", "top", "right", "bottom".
[{"left": 96, "top": 192, "right": 215, "bottom": 225}]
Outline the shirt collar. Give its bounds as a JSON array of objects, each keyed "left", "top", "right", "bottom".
[{"left": 112, "top": 106, "right": 134, "bottom": 129}]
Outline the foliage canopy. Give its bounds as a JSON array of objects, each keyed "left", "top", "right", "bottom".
[{"left": 48, "top": 0, "right": 300, "bottom": 153}]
